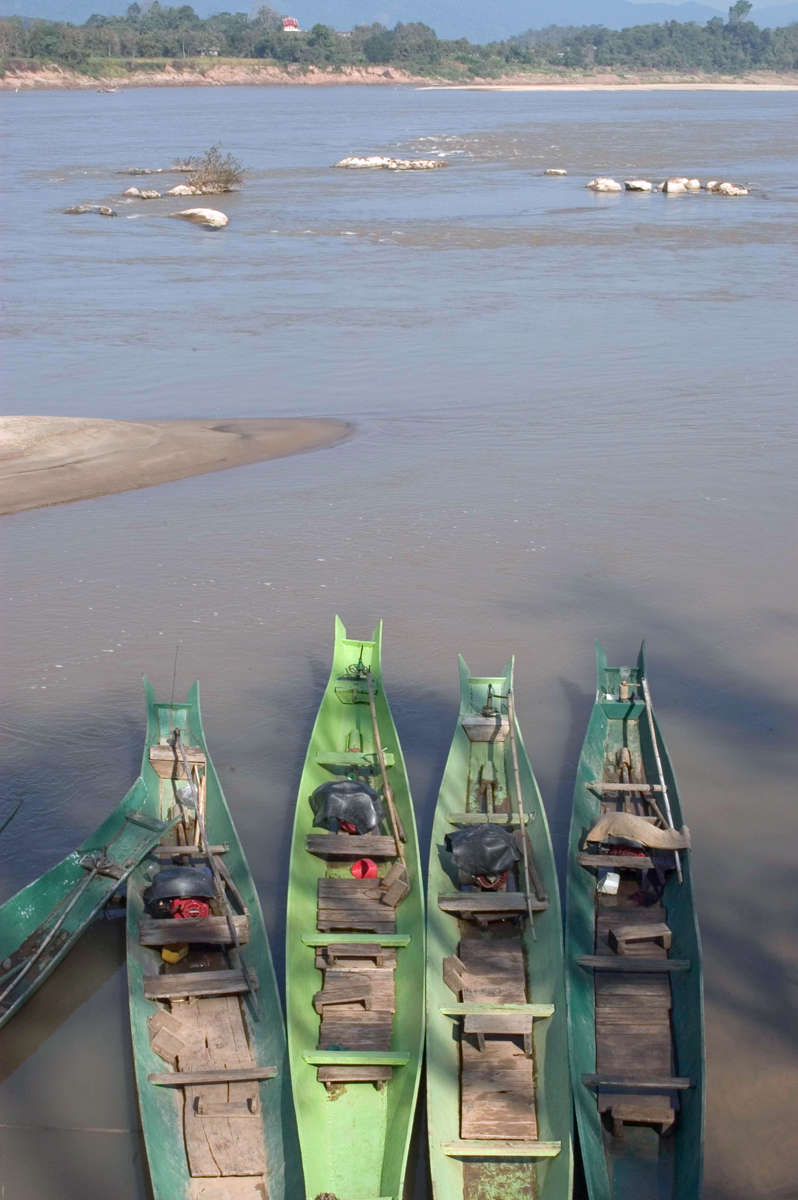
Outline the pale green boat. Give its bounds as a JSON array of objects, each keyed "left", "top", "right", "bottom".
[
  {"left": 286, "top": 617, "right": 425, "bottom": 1200},
  {"left": 127, "top": 678, "right": 301, "bottom": 1200},
  {"left": 566, "top": 645, "right": 704, "bottom": 1200},
  {"left": 0, "top": 781, "right": 172, "bottom": 1032},
  {"left": 426, "top": 656, "right": 573, "bottom": 1200}
]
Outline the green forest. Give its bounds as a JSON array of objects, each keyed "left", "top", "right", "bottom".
[{"left": 1, "top": 0, "right": 797, "bottom": 75}]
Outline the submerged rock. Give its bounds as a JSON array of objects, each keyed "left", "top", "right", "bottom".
[
  {"left": 717, "top": 182, "right": 749, "bottom": 196},
  {"left": 64, "top": 204, "right": 117, "bottom": 216},
  {"left": 624, "top": 179, "right": 652, "bottom": 191},
  {"left": 332, "top": 156, "right": 447, "bottom": 170},
  {"left": 544, "top": 168, "right": 567, "bottom": 176},
  {"left": 684, "top": 178, "right": 701, "bottom": 191},
  {"left": 97, "top": 206, "right": 117, "bottom": 217},
  {"left": 120, "top": 168, "right": 154, "bottom": 176},
  {"left": 166, "top": 183, "right": 203, "bottom": 197},
  {"left": 664, "top": 178, "right": 687, "bottom": 194},
  {"left": 586, "top": 177, "right": 621, "bottom": 192},
  {"left": 172, "top": 208, "right": 229, "bottom": 229},
  {"left": 705, "top": 180, "right": 720, "bottom": 192}
]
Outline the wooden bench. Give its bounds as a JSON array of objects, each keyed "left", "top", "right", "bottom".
[
  {"left": 464, "top": 1012, "right": 533, "bottom": 1055},
  {"left": 317, "top": 878, "right": 396, "bottom": 934},
  {"left": 313, "top": 977, "right": 372, "bottom": 1014},
  {"left": 148, "top": 744, "right": 205, "bottom": 779},
  {"left": 608, "top": 922, "right": 672, "bottom": 956},
  {"left": 445, "top": 812, "right": 528, "bottom": 826},
  {"left": 577, "top": 956, "right": 689, "bottom": 973},
  {"left": 320, "top": 943, "right": 394, "bottom": 969},
  {"left": 139, "top": 915, "right": 249, "bottom": 947},
  {"left": 317, "top": 1064, "right": 392, "bottom": 1091},
  {"left": 582, "top": 1074, "right": 693, "bottom": 1091},
  {"left": 143, "top": 968, "right": 258, "bottom": 1000},
  {"left": 306, "top": 834, "right": 398, "bottom": 859},
  {"left": 315, "top": 751, "right": 394, "bottom": 770},
  {"left": 438, "top": 893, "right": 548, "bottom": 921},
  {"left": 441, "top": 1140, "right": 561, "bottom": 1157},
  {"left": 149, "top": 1066, "right": 277, "bottom": 1087},
  {"left": 577, "top": 853, "right": 654, "bottom": 871},
  {"left": 149, "top": 843, "right": 228, "bottom": 859}
]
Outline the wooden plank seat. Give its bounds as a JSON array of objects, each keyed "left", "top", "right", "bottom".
[
  {"left": 441, "top": 1003, "right": 554, "bottom": 1018},
  {"left": 303, "top": 1050, "right": 408, "bottom": 1066},
  {"left": 306, "top": 834, "right": 399, "bottom": 859},
  {"left": 144, "top": 968, "right": 258, "bottom": 1000},
  {"left": 578, "top": 956, "right": 689, "bottom": 972},
  {"left": 461, "top": 1036, "right": 536, "bottom": 1140},
  {"left": 441, "top": 1140, "right": 561, "bottom": 1157},
  {"left": 321, "top": 943, "right": 395, "bottom": 969},
  {"left": 148, "top": 744, "right": 206, "bottom": 779},
  {"left": 445, "top": 812, "right": 528, "bottom": 826},
  {"left": 458, "top": 938, "right": 527, "bottom": 1005},
  {"left": 464, "top": 1013, "right": 533, "bottom": 1055},
  {"left": 318, "top": 1010, "right": 393, "bottom": 1051},
  {"left": 317, "top": 878, "right": 396, "bottom": 934},
  {"left": 438, "top": 893, "right": 548, "bottom": 916},
  {"left": 150, "top": 844, "right": 228, "bottom": 859},
  {"left": 582, "top": 1074, "right": 693, "bottom": 1091},
  {"left": 139, "top": 915, "right": 249, "bottom": 947},
  {"left": 302, "top": 933, "right": 410, "bottom": 948},
  {"left": 314, "top": 976, "right": 373, "bottom": 1013},
  {"left": 577, "top": 853, "right": 655, "bottom": 871},
  {"left": 317, "top": 1064, "right": 392, "bottom": 1091},
  {"left": 608, "top": 922, "right": 672, "bottom": 956},
  {"left": 149, "top": 1067, "right": 278, "bottom": 1087}
]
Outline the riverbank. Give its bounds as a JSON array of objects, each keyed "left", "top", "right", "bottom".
[
  {"left": 0, "top": 416, "right": 352, "bottom": 516},
  {"left": 2, "top": 61, "right": 798, "bottom": 90}
]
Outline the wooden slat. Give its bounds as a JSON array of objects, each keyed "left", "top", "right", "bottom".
[
  {"left": 303, "top": 1050, "right": 409, "bottom": 1066},
  {"left": 302, "top": 934, "right": 410, "bottom": 947},
  {"left": 149, "top": 1067, "right": 277, "bottom": 1086},
  {"left": 325, "top": 944, "right": 395, "bottom": 968},
  {"left": 441, "top": 1003, "right": 552, "bottom": 1017},
  {"left": 319, "top": 1011, "right": 393, "bottom": 1050},
  {"left": 139, "top": 915, "right": 249, "bottom": 947},
  {"left": 314, "top": 978, "right": 372, "bottom": 1013},
  {"left": 438, "top": 893, "right": 547, "bottom": 914},
  {"left": 149, "top": 744, "right": 205, "bottom": 779},
  {"left": 306, "top": 834, "right": 398, "bottom": 858},
  {"left": 317, "top": 1065, "right": 392, "bottom": 1083},
  {"left": 441, "top": 1140, "right": 561, "bottom": 1157},
  {"left": 577, "top": 956, "right": 689, "bottom": 972},
  {"left": 459, "top": 938, "right": 527, "bottom": 1006},
  {"left": 461, "top": 1036, "right": 536, "bottom": 1141},
  {"left": 582, "top": 1074, "right": 693, "bottom": 1091},
  {"left": 588, "top": 782, "right": 662, "bottom": 792},
  {"left": 445, "top": 812, "right": 527, "bottom": 826},
  {"left": 577, "top": 854, "right": 654, "bottom": 871},
  {"left": 596, "top": 908, "right": 667, "bottom": 930},
  {"left": 323, "top": 968, "right": 395, "bottom": 1012},
  {"left": 464, "top": 1014, "right": 533, "bottom": 1035},
  {"left": 143, "top": 969, "right": 259, "bottom": 999},
  {"left": 149, "top": 844, "right": 228, "bottom": 859},
  {"left": 315, "top": 751, "right": 394, "bottom": 769}
]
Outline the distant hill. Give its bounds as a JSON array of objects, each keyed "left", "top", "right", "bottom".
[{"left": 0, "top": 0, "right": 794, "bottom": 40}]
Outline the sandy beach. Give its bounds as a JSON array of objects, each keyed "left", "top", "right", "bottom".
[
  {"left": 2, "top": 62, "right": 797, "bottom": 90},
  {"left": 0, "top": 416, "right": 351, "bottom": 516}
]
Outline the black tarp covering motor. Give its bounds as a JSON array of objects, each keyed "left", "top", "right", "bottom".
[
  {"left": 445, "top": 823, "right": 521, "bottom": 880},
  {"left": 312, "top": 779, "right": 387, "bottom": 835},
  {"left": 143, "top": 865, "right": 215, "bottom": 918}
]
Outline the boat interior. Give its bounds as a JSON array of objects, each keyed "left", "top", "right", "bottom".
[
  {"left": 436, "top": 673, "right": 560, "bottom": 1179},
  {"left": 139, "top": 701, "right": 273, "bottom": 1193},
  {"left": 305, "top": 651, "right": 411, "bottom": 1096},
  {"left": 577, "top": 663, "right": 693, "bottom": 1162}
]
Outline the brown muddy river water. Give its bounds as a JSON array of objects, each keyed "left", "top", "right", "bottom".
[{"left": 1, "top": 85, "right": 797, "bottom": 1200}]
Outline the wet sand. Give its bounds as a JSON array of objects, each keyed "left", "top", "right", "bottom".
[{"left": 0, "top": 416, "right": 352, "bottom": 516}]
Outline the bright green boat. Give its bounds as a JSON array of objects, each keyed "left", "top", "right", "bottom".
[
  {"left": 286, "top": 617, "right": 425, "bottom": 1200},
  {"left": 127, "top": 678, "right": 301, "bottom": 1200},
  {"left": 0, "top": 780, "right": 172, "bottom": 1032},
  {"left": 566, "top": 645, "right": 704, "bottom": 1200},
  {"left": 426, "top": 656, "right": 573, "bottom": 1200}
]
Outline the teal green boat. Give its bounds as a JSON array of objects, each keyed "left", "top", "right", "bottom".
[
  {"left": 0, "top": 781, "right": 172, "bottom": 1032},
  {"left": 127, "top": 678, "right": 301, "bottom": 1200},
  {"left": 426, "top": 656, "right": 573, "bottom": 1200},
  {"left": 286, "top": 617, "right": 425, "bottom": 1200},
  {"left": 566, "top": 644, "right": 704, "bottom": 1200}
]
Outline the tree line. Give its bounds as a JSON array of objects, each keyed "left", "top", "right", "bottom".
[{"left": 1, "top": 0, "right": 796, "bottom": 74}]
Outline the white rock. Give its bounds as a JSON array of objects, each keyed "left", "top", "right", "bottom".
[
  {"left": 685, "top": 178, "right": 701, "bottom": 191},
  {"left": 172, "top": 208, "right": 229, "bottom": 229},
  {"left": 717, "top": 182, "right": 749, "bottom": 196},
  {"left": 625, "top": 179, "right": 652, "bottom": 191},
  {"left": 124, "top": 187, "right": 142, "bottom": 197},
  {"left": 332, "top": 156, "right": 447, "bottom": 170},
  {"left": 705, "top": 180, "right": 720, "bottom": 192},
  {"left": 138, "top": 189, "right": 161, "bottom": 199},
  {"left": 586, "top": 177, "right": 622, "bottom": 192},
  {"left": 167, "top": 184, "right": 202, "bottom": 196},
  {"left": 544, "top": 168, "right": 567, "bottom": 175},
  {"left": 664, "top": 178, "right": 687, "bottom": 194}
]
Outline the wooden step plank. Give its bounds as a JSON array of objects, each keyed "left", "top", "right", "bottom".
[
  {"left": 609, "top": 922, "right": 672, "bottom": 955},
  {"left": 445, "top": 813, "right": 528, "bottom": 826},
  {"left": 318, "top": 877, "right": 382, "bottom": 893},
  {"left": 149, "top": 1067, "right": 277, "bottom": 1087},
  {"left": 441, "top": 1140, "right": 561, "bottom": 1158},
  {"left": 441, "top": 1004, "right": 553, "bottom": 1018},
  {"left": 326, "top": 943, "right": 393, "bottom": 967},
  {"left": 143, "top": 969, "right": 258, "bottom": 1000},
  {"left": 582, "top": 1074, "right": 693, "bottom": 1091},
  {"left": 464, "top": 1014, "right": 533, "bottom": 1035},
  {"left": 461, "top": 1036, "right": 536, "bottom": 1141},
  {"left": 302, "top": 933, "right": 410, "bottom": 947},
  {"left": 139, "top": 915, "right": 249, "bottom": 947},
  {"left": 596, "top": 907, "right": 667, "bottom": 930},
  {"left": 304, "top": 1050, "right": 409, "bottom": 1066},
  {"left": 588, "top": 782, "right": 662, "bottom": 792},
  {"left": 318, "top": 1065, "right": 392, "bottom": 1087},
  {"left": 578, "top": 956, "right": 689, "bottom": 973},
  {"left": 315, "top": 751, "right": 394, "bottom": 769},
  {"left": 314, "top": 978, "right": 372, "bottom": 1014},
  {"left": 307, "top": 834, "right": 398, "bottom": 858},
  {"left": 439, "top": 893, "right": 547, "bottom": 914},
  {"left": 578, "top": 854, "right": 654, "bottom": 871},
  {"left": 323, "top": 968, "right": 395, "bottom": 1012},
  {"left": 149, "top": 844, "right": 229, "bottom": 859}
]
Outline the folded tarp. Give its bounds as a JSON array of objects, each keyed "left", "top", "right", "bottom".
[{"left": 584, "top": 811, "right": 691, "bottom": 851}]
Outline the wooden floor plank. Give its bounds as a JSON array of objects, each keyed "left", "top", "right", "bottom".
[{"left": 461, "top": 1037, "right": 536, "bottom": 1140}]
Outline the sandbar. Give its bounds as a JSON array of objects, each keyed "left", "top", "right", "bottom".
[{"left": 0, "top": 415, "right": 352, "bottom": 516}]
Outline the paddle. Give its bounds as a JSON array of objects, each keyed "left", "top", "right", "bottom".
[
  {"left": 640, "top": 676, "right": 682, "bottom": 884},
  {"left": 365, "top": 668, "right": 406, "bottom": 869},
  {"left": 506, "top": 690, "right": 538, "bottom": 936}
]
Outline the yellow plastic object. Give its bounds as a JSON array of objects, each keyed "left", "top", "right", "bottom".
[{"left": 161, "top": 943, "right": 188, "bottom": 964}]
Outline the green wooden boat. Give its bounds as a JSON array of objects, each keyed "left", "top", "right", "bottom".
[
  {"left": 127, "top": 678, "right": 301, "bottom": 1200},
  {"left": 286, "top": 617, "right": 425, "bottom": 1200},
  {"left": 0, "top": 779, "right": 173, "bottom": 1032},
  {"left": 566, "top": 644, "right": 704, "bottom": 1200},
  {"left": 426, "top": 656, "right": 573, "bottom": 1200}
]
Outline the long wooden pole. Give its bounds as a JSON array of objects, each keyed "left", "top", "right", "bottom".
[
  {"left": 506, "top": 691, "right": 537, "bottom": 933},
  {"left": 365, "top": 669, "right": 405, "bottom": 868},
  {"left": 640, "top": 677, "right": 682, "bottom": 883},
  {"left": 174, "top": 734, "right": 261, "bottom": 1015}
]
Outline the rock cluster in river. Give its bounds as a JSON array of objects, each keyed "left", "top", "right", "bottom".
[
  {"left": 332, "top": 156, "right": 448, "bottom": 170},
  {"left": 585, "top": 175, "right": 748, "bottom": 196},
  {"left": 64, "top": 204, "right": 117, "bottom": 216},
  {"left": 124, "top": 187, "right": 161, "bottom": 199},
  {"left": 586, "top": 177, "right": 622, "bottom": 192}
]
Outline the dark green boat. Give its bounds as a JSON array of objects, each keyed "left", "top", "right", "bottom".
[
  {"left": 566, "top": 644, "right": 704, "bottom": 1200},
  {"left": 426, "top": 656, "right": 573, "bottom": 1200},
  {"left": 0, "top": 780, "right": 172, "bottom": 1032},
  {"left": 127, "top": 678, "right": 301, "bottom": 1200}
]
